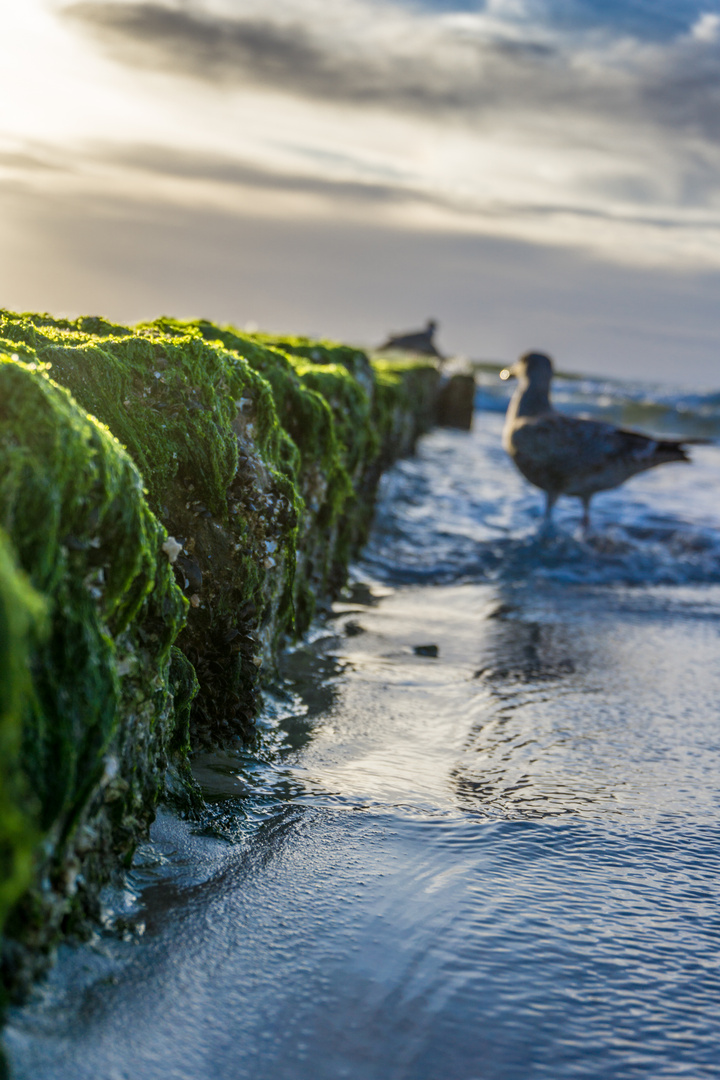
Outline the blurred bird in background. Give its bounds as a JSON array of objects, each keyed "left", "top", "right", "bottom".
[{"left": 501, "top": 352, "right": 698, "bottom": 530}]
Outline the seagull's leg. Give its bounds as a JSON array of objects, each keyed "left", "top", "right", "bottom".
[
  {"left": 539, "top": 491, "right": 557, "bottom": 537},
  {"left": 581, "top": 496, "right": 592, "bottom": 536}
]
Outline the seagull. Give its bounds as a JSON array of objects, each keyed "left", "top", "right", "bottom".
[
  {"left": 500, "top": 351, "right": 696, "bottom": 530},
  {"left": 378, "top": 319, "right": 444, "bottom": 360}
]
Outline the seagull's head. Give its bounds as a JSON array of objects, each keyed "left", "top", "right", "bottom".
[{"left": 500, "top": 352, "right": 554, "bottom": 385}]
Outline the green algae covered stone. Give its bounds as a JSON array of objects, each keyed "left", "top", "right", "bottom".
[
  {"left": 0, "top": 531, "right": 45, "bottom": 959},
  {"left": 0, "top": 311, "right": 440, "bottom": 754},
  {"left": 0, "top": 309, "right": 443, "bottom": 1003},
  {"left": 0, "top": 354, "right": 187, "bottom": 996}
]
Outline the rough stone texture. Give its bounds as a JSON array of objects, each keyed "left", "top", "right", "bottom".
[{"left": 0, "top": 311, "right": 442, "bottom": 1003}]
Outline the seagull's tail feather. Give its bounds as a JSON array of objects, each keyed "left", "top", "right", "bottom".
[
  {"left": 654, "top": 439, "right": 691, "bottom": 464},
  {"left": 654, "top": 436, "right": 714, "bottom": 463},
  {"left": 671, "top": 437, "right": 714, "bottom": 445}
]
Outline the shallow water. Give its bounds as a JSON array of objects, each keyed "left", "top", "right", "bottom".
[{"left": 5, "top": 396, "right": 720, "bottom": 1080}]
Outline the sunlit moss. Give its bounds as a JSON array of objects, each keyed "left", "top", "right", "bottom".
[
  {"left": 0, "top": 353, "right": 187, "bottom": 996},
  {"left": 0, "top": 310, "right": 439, "bottom": 743},
  {"left": 0, "top": 531, "right": 45, "bottom": 955}
]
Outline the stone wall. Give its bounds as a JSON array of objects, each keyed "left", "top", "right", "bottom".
[{"left": 0, "top": 311, "right": 443, "bottom": 1002}]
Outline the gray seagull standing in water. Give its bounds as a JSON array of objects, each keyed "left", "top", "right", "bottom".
[{"left": 501, "top": 352, "right": 696, "bottom": 530}]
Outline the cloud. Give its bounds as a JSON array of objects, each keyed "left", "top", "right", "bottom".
[
  {"left": 61, "top": 0, "right": 567, "bottom": 116},
  {"left": 0, "top": 138, "right": 694, "bottom": 277},
  {"left": 7, "top": 132, "right": 720, "bottom": 278},
  {"left": 64, "top": 3, "right": 344, "bottom": 95},
  {"left": 59, "top": 0, "right": 720, "bottom": 149},
  {"left": 0, "top": 148, "right": 73, "bottom": 178},
  {"left": 691, "top": 12, "right": 720, "bottom": 43},
  {"left": 91, "top": 141, "right": 720, "bottom": 234},
  {"left": 97, "top": 141, "right": 421, "bottom": 204},
  {"left": 636, "top": 35, "right": 720, "bottom": 142},
  {"left": 12, "top": 1, "right": 717, "bottom": 278}
]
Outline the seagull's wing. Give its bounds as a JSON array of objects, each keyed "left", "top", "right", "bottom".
[
  {"left": 510, "top": 413, "right": 689, "bottom": 493},
  {"left": 514, "top": 414, "right": 654, "bottom": 463}
]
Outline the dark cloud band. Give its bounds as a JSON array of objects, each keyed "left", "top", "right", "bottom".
[
  {"left": 71, "top": 141, "right": 720, "bottom": 235},
  {"left": 61, "top": 0, "right": 720, "bottom": 143},
  {"left": 61, "top": 1, "right": 559, "bottom": 115}
]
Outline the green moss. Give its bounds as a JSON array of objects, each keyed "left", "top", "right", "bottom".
[
  {"left": 0, "top": 308, "right": 446, "bottom": 1014},
  {"left": 164, "top": 646, "right": 203, "bottom": 812},
  {"left": 253, "top": 332, "right": 375, "bottom": 391},
  {"left": 143, "top": 319, "right": 368, "bottom": 633},
  {"left": 0, "top": 316, "right": 291, "bottom": 518},
  {"left": 0, "top": 312, "right": 306, "bottom": 743},
  {"left": 0, "top": 311, "right": 439, "bottom": 749},
  {"left": 370, "top": 356, "right": 440, "bottom": 462},
  {"left": 0, "top": 530, "right": 46, "bottom": 943},
  {"left": 0, "top": 353, "right": 188, "bottom": 995},
  {"left": 288, "top": 359, "right": 375, "bottom": 475},
  {"left": 176, "top": 320, "right": 344, "bottom": 472},
  {"left": 0, "top": 356, "right": 184, "bottom": 823}
]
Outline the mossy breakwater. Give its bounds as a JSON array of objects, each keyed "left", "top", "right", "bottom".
[{"left": 0, "top": 309, "right": 442, "bottom": 1003}]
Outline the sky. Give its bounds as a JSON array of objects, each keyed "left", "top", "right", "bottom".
[{"left": 2, "top": 0, "right": 720, "bottom": 383}]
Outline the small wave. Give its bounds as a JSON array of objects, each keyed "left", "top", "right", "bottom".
[{"left": 361, "top": 525, "right": 720, "bottom": 588}]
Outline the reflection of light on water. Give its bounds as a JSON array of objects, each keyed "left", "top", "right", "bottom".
[{"left": 277, "top": 582, "right": 720, "bottom": 826}]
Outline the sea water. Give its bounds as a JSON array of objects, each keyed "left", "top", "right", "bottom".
[{"left": 5, "top": 374, "right": 720, "bottom": 1080}]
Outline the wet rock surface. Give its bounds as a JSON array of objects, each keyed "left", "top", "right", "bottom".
[{"left": 435, "top": 372, "right": 475, "bottom": 430}]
